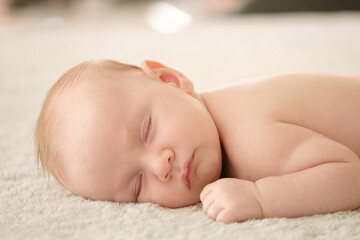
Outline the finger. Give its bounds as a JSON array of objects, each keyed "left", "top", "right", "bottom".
[
  {"left": 207, "top": 203, "right": 224, "bottom": 221},
  {"left": 202, "top": 198, "right": 214, "bottom": 213},
  {"left": 216, "top": 209, "right": 235, "bottom": 224},
  {"left": 200, "top": 185, "right": 213, "bottom": 202}
]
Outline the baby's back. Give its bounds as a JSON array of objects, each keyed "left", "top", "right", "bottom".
[{"left": 202, "top": 73, "right": 360, "bottom": 180}]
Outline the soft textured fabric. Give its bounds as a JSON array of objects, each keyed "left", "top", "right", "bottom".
[{"left": 1, "top": 3, "right": 360, "bottom": 239}]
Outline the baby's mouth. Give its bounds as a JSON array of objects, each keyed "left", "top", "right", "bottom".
[{"left": 181, "top": 153, "right": 194, "bottom": 187}]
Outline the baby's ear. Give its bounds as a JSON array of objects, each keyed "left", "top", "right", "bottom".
[{"left": 140, "top": 60, "right": 194, "bottom": 94}]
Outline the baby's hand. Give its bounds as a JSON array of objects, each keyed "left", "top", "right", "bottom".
[{"left": 200, "top": 178, "right": 263, "bottom": 223}]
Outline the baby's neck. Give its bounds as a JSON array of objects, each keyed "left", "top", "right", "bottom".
[{"left": 191, "top": 91, "right": 208, "bottom": 108}]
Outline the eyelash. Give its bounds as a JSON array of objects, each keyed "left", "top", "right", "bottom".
[
  {"left": 145, "top": 116, "right": 152, "bottom": 143},
  {"left": 136, "top": 173, "right": 142, "bottom": 200}
]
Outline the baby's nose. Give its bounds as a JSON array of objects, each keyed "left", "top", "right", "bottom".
[{"left": 155, "top": 149, "right": 174, "bottom": 182}]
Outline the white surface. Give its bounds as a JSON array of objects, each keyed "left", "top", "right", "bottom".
[{"left": 1, "top": 3, "right": 360, "bottom": 239}]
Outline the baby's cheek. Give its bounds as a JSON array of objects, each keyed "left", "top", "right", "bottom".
[{"left": 195, "top": 159, "right": 221, "bottom": 186}]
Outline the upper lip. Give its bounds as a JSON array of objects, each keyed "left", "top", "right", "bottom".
[{"left": 181, "top": 153, "right": 194, "bottom": 187}]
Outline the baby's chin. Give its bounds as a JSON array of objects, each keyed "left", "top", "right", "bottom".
[{"left": 155, "top": 186, "right": 204, "bottom": 208}]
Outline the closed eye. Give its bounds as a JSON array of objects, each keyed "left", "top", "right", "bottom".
[
  {"left": 141, "top": 116, "right": 150, "bottom": 143},
  {"left": 135, "top": 173, "right": 142, "bottom": 201},
  {"left": 145, "top": 116, "right": 152, "bottom": 143}
]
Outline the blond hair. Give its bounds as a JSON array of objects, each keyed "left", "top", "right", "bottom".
[{"left": 34, "top": 59, "right": 140, "bottom": 181}]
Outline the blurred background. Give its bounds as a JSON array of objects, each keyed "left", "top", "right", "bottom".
[
  {"left": 1, "top": 0, "right": 360, "bottom": 90},
  {"left": 1, "top": 0, "right": 360, "bottom": 32}
]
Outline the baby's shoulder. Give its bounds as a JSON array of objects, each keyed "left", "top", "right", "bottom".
[{"left": 204, "top": 72, "right": 360, "bottom": 125}]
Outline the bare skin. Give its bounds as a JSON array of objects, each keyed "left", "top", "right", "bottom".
[
  {"left": 200, "top": 73, "right": 360, "bottom": 222},
  {"left": 55, "top": 60, "right": 360, "bottom": 223}
]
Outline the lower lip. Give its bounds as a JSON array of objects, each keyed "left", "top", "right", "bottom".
[{"left": 186, "top": 154, "right": 194, "bottom": 185}]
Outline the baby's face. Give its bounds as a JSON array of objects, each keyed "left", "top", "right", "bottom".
[{"left": 57, "top": 67, "right": 222, "bottom": 208}]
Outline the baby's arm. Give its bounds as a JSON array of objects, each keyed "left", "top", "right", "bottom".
[
  {"left": 201, "top": 122, "right": 360, "bottom": 223},
  {"left": 255, "top": 122, "right": 360, "bottom": 218}
]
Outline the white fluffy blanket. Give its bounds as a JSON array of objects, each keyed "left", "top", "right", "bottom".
[{"left": 1, "top": 2, "right": 360, "bottom": 239}]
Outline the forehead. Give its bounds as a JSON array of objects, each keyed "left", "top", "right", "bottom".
[
  {"left": 56, "top": 68, "right": 149, "bottom": 197},
  {"left": 58, "top": 66, "right": 153, "bottom": 121}
]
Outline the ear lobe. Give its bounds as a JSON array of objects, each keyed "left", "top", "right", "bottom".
[{"left": 140, "top": 60, "right": 194, "bottom": 94}]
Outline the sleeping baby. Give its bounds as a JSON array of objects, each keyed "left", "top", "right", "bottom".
[{"left": 35, "top": 59, "right": 360, "bottom": 223}]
